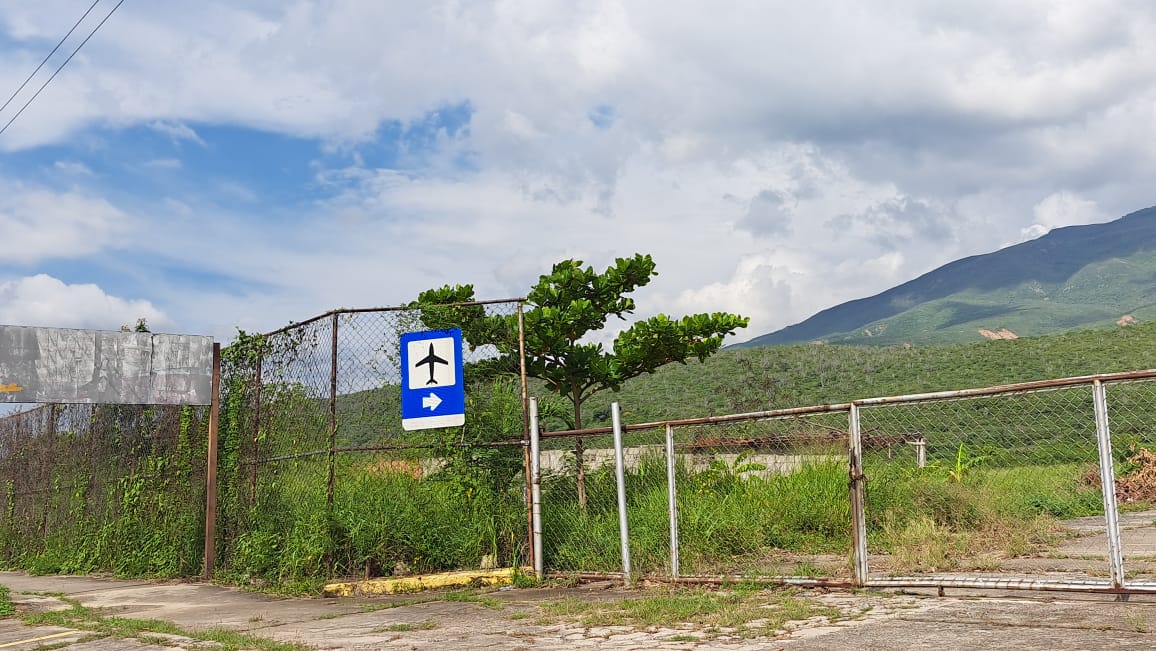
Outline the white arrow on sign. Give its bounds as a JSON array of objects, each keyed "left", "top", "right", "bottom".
[{"left": 422, "top": 393, "right": 443, "bottom": 411}]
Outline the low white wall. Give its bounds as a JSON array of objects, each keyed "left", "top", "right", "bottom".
[{"left": 539, "top": 444, "right": 835, "bottom": 479}]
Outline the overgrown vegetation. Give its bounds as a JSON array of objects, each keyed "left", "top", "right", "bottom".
[
  {"left": 0, "top": 404, "right": 207, "bottom": 577},
  {"left": 540, "top": 453, "right": 1105, "bottom": 577},
  {"left": 217, "top": 369, "right": 529, "bottom": 590},
  {"left": 4, "top": 299, "right": 1156, "bottom": 588}
]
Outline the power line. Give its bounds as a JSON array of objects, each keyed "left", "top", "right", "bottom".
[
  {"left": 0, "top": 0, "right": 126, "bottom": 139},
  {"left": 0, "top": 0, "right": 103, "bottom": 118}
]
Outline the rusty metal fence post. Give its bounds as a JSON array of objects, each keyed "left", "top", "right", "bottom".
[{"left": 203, "top": 343, "right": 221, "bottom": 580}]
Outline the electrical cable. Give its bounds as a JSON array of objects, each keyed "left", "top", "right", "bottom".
[
  {"left": 0, "top": 0, "right": 126, "bottom": 138},
  {"left": 0, "top": 0, "right": 102, "bottom": 118}
]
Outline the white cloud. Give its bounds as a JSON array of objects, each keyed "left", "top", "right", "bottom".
[
  {"left": 148, "top": 120, "right": 205, "bottom": 146},
  {"left": 0, "top": 274, "right": 167, "bottom": 330},
  {"left": 2, "top": 1, "right": 1156, "bottom": 343},
  {"left": 0, "top": 184, "right": 128, "bottom": 264},
  {"left": 1022, "top": 192, "right": 1109, "bottom": 240}
]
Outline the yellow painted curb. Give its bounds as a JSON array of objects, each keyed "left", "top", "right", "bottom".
[
  {"left": 0, "top": 631, "right": 80, "bottom": 648},
  {"left": 323, "top": 567, "right": 527, "bottom": 597}
]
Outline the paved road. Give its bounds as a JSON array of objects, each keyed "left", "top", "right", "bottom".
[{"left": 3, "top": 572, "right": 1156, "bottom": 650}]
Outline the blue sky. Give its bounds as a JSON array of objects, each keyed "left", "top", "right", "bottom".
[{"left": 1, "top": 1, "right": 1155, "bottom": 350}]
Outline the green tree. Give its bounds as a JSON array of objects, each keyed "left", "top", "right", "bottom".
[
  {"left": 414, "top": 253, "right": 749, "bottom": 509},
  {"left": 120, "top": 318, "right": 151, "bottom": 333}
]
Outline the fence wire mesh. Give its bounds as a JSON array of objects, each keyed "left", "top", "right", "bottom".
[
  {"left": 0, "top": 403, "right": 208, "bottom": 576},
  {"left": 216, "top": 301, "right": 530, "bottom": 584},
  {"left": 538, "top": 409, "right": 854, "bottom": 580},
  {"left": 7, "top": 313, "right": 1156, "bottom": 596},
  {"left": 667, "top": 412, "right": 852, "bottom": 579},
  {"left": 857, "top": 386, "right": 1110, "bottom": 583},
  {"left": 534, "top": 374, "right": 1156, "bottom": 592},
  {"left": 1103, "top": 380, "right": 1156, "bottom": 581}
]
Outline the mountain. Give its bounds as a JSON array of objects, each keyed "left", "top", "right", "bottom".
[{"left": 734, "top": 206, "right": 1156, "bottom": 347}]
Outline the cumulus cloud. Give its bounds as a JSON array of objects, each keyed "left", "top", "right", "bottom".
[
  {"left": 2, "top": 1, "right": 1156, "bottom": 341},
  {"left": 1022, "top": 192, "right": 1110, "bottom": 240},
  {"left": 0, "top": 184, "right": 128, "bottom": 264},
  {"left": 0, "top": 274, "right": 167, "bottom": 330},
  {"left": 148, "top": 120, "right": 205, "bottom": 146}
]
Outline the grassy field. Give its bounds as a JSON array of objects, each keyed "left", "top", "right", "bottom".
[
  {"left": 535, "top": 453, "right": 1108, "bottom": 578},
  {"left": 570, "top": 321, "right": 1156, "bottom": 428}
]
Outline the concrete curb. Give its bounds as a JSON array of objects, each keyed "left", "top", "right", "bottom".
[{"left": 322, "top": 567, "right": 527, "bottom": 597}]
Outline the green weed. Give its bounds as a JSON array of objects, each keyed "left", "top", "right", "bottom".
[{"left": 373, "top": 620, "right": 437, "bottom": 632}]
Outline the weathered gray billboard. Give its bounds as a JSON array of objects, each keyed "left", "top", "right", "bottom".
[{"left": 0, "top": 325, "right": 214, "bottom": 405}]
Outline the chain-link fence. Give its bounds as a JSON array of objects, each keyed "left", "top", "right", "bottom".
[
  {"left": 0, "top": 299, "right": 530, "bottom": 584},
  {"left": 7, "top": 317, "right": 1156, "bottom": 595},
  {"left": 1105, "top": 380, "right": 1156, "bottom": 583},
  {"left": 0, "top": 403, "right": 209, "bottom": 576},
  {"left": 214, "top": 301, "right": 531, "bottom": 584},
  {"left": 858, "top": 384, "right": 1111, "bottom": 585},
  {"left": 530, "top": 371, "right": 1156, "bottom": 594},
  {"left": 534, "top": 407, "right": 853, "bottom": 581}
]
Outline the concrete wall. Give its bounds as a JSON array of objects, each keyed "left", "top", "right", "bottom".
[{"left": 539, "top": 444, "right": 836, "bottom": 479}]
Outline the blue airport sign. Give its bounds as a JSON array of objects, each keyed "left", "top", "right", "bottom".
[{"left": 400, "top": 328, "right": 465, "bottom": 431}]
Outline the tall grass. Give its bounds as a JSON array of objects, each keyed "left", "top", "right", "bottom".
[
  {"left": 221, "top": 457, "right": 527, "bottom": 587},
  {"left": 541, "top": 454, "right": 1105, "bottom": 577}
]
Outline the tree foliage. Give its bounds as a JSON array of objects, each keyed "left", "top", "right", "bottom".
[
  {"left": 414, "top": 253, "right": 748, "bottom": 509},
  {"left": 413, "top": 253, "right": 750, "bottom": 427}
]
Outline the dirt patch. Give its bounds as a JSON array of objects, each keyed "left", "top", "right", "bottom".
[
  {"left": 1083, "top": 448, "right": 1156, "bottom": 504},
  {"left": 1118, "top": 315, "right": 1138, "bottom": 327},
  {"left": 10, "top": 593, "right": 72, "bottom": 614},
  {"left": 1117, "top": 448, "right": 1156, "bottom": 504},
  {"left": 978, "top": 328, "right": 1018, "bottom": 340}
]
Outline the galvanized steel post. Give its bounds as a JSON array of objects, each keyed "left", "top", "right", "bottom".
[
  {"left": 1092, "top": 380, "right": 1126, "bottom": 591},
  {"left": 665, "top": 424, "right": 680, "bottom": 578},
  {"left": 849, "top": 403, "right": 869, "bottom": 586},
  {"left": 530, "top": 397, "right": 544, "bottom": 579},
  {"left": 611, "top": 402, "right": 632, "bottom": 585}
]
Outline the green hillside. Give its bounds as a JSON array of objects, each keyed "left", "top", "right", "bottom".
[
  {"left": 736, "top": 206, "right": 1156, "bottom": 347},
  {"left": 804, "top": 251, "right": 1156, "bottom": 346},
  {"left": 326, "top": 319, "right": 1156, "bottom": 442},
  {"left": 574, "top": 320, "right": 1156, "bottom": 428}
]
